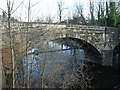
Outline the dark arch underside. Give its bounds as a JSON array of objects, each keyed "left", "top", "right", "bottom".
[{"left": 53, "top": 37, "right": 102, "bottom": 64}]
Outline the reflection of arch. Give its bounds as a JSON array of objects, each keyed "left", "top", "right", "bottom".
[
  {"left": 53, "top": 37, "right": 102, "bottom": 64},
  {"left": 113, "top": 42, "right": 120, "bottom": 68}
]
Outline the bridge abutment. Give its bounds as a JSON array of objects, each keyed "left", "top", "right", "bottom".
[{"left": 102, "top": 45, "right": 113, "bottom": 66}]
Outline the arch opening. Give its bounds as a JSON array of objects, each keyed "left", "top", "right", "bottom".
[{"left": 52, "top": 37, "right": 102, "bottom": 64}]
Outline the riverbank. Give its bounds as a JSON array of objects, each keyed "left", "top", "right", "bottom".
[{"left": 82, "top": 61, "right": 120, "bottom": 88}]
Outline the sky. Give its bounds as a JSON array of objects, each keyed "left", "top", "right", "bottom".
[
  {"left": 0, "top": 0, "right": 119, "bottom": 22},
  {"left": 0, "top": 0, "right": 91, "bottom": 22}
]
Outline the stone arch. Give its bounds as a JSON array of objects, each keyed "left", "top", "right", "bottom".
[
  {"left": 52, "top": 37, "right": 102, "bottom": 64},
  {"left": 113, "top": 42, "right": 120, "bottom": 68}
]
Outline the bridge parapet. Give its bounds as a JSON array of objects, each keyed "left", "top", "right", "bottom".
[{"left": 65, "top": 24, "right": 105, "bottom": 31}]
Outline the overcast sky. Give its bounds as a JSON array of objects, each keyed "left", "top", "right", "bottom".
[
  {"left": 0, "top": 0, "right": 90, "bottom": 22},
  {"left": 0, "top": 0, "right": 118, "bottom": 22}
]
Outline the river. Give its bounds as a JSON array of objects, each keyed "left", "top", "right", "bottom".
[
  {"left": 18, "top": 39, "right": 86, "bottom": 88},
  {"left": 18, "top": 39, "right": 106, "bottom": 88}
]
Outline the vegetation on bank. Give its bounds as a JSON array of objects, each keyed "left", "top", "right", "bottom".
[{"left": 61, "top": 2, "right": 119, "bottom": 28}]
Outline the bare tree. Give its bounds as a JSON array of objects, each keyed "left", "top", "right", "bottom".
[
  {"left": 0, "top": 0, "right": 24, "bottom": 88},
  {"left": 45, "top": 15, "right": 54, "bottom": 23},
  {"left": 89, "top": 0, "right": 95, "bottom": 25},
  {"left": 6, "top": 0, "right": 21, "bottom": 88},
  {"left": 74, "top": 1, "right": 86, "bottom": 25},
  {"left": 116, "top": 0, "right": 120, "bottom": 16},
  {"left": 57, "top": 0, "right": 64, "bottom": 23},
  {"left": 96, "top": 0, "right": 106, "bottom": 26},
  {"left": 74, "top": 1, "right": 83, "bottom": 17}
]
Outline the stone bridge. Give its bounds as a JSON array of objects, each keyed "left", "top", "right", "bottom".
[
  {"left": 1, "top": 22, "right": 120, "bottom": 66},
  {"left": 45, "top": 24, "right": 120, "bottom": 66}
]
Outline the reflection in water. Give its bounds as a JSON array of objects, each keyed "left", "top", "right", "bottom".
[{"left": 20, "top": 40, "right": 85, "bottom": 88}]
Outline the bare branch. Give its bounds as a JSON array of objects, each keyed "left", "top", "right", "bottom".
[
  {"left": 10, "top": 0, "right": 14, "bottom": 12},
  {"left": 30, "top": 2, "right": 40, "bottom": 9},
  {"left": 0, "top": 8, "right": 8, "bottom": 15},
  {"left": 11, "top": 0, "right": 24, "bottom": 14}
]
